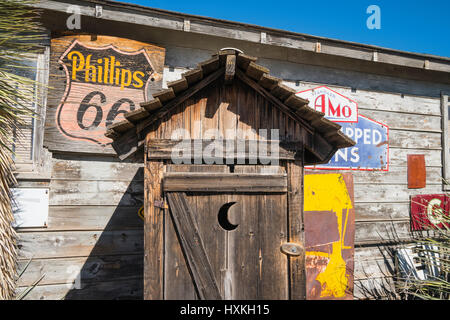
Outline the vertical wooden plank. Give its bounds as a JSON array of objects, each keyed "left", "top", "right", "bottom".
[
  {"left": 32, "top": 47, "right": 50, "bottom": 170},
  {"left": 230, "top": 193, "right": 258, "bottom": 299},
  {"left": 164, "top": 203, "right": 197, "bottom": 300},
  {"left": 203, "top": 83, "right": 220, "bottom": 139},
  {"left": 258, "top": 192, "right": 289, "bottom": 299},
  {"left": 164, "top": 161, "right": 197, "bottom": 299},
  {"left": 166, "top": 192, "right": 222, "bottom": 300},
  {"left": 144, "top": 136, "right": 164, "bottom": 300},
  {"left": 237, "top": 80, "right": 254, "bottom": 141},
  {"left": 229, "top": 165, "right": 258, "bottom": 299},
  {"left": 407, "top": 154, "right": 426, "bottom": 189},
  {"left": 192, "top": 193, "right": 227, "bottom": 298},
  {"left": 287, "top": 159, "right": 306, "bottom": 300},
  {"left": 191, "top": 96, "right": 204, "bottom": 139},
  {"left": 441, "top": 94, "right": 450, "bottom": 190},
  {"left": 183, "top": 99, "right": 192, "bottom": 139},
  {"left": 219, "top": 79, "right": 237, "bottom": 140}
]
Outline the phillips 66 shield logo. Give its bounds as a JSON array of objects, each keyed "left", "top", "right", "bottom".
[{"left": 54, "top": 36, "right": 164, "bottom": 147}]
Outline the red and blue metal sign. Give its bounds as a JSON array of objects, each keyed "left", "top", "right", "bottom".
[{"left": 298, "top": 86, "right": 389, "bottom": 171}]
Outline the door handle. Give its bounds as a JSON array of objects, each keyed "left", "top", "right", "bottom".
[{"left": 280, "top": 242, "right": 304, "bottom": 256}]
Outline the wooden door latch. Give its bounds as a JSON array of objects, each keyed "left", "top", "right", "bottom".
[{"left": 280, "top": 242, "right": 304, "bottom": 256}]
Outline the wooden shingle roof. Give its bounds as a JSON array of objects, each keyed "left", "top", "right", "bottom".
[{"left": 106, "top": 49, "right": 355, "bottom": 162}]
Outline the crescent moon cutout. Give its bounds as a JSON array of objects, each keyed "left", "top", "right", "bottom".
[{"left": 218, "top": 202, "right": 238, "bottom": 231}]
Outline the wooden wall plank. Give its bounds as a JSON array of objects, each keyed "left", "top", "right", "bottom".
[
  {"left": 354, "top": 221, "right": 412, "bottom": 244},
  {"left": 49, "top": 180, "right": 144, "bottom": 206},
  {"left": 358, "top": 109, "right": 441, "bottom": 132},
  {"left": 17, "top": 254, "right": 142, "bottom": 287},
  {"left": 441, "top": 94, "right": 450, "bottom": 190},
  {"left": 388, "top": 130, "right": 441, "bottom": 149},
  {"left": 354, "top": 277, "right": 397, "bottom": 300},
  {"left": 18, "top": 206, "right": 143, "bottom": 232},
  {"left": 354, "top": 202, "right": 412, "bottom": 221},
  {"left": 144, "top": 159, "right": 164, "bottom": 300},
  {"left": 353, "top": 184, "right": 442, "bottom": 203},
  {"left": 17, "top": 278, "right": 142, "bottom": 300},
  {"left": 354, "top": 258, "right": 394, "bottom": 280},
  {"left": 286, "top": 160, "right": 306, "bottom": 300},
  {"left": 18, "top": 230, "right": 143, "bottom": 260},
  {"left": 51, "top": 159, "right": 143, "bottom": 181},
  {"left": 389, "top": 148, "right": 441, "bottom": 167},
  {"left": 48, "top": 206, "right": 142, "bottom": 231},
  {"left": 352, "top": 166, "right": 441, "bottom": 185}
]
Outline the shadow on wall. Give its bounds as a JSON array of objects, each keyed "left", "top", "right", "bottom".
[{"left": 65, "top": 168, "right": 144, "bottom": 300}]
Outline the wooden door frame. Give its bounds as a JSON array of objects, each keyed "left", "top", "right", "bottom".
[{"left": 143, "top": 136, "right": 306, "bottom": 300}]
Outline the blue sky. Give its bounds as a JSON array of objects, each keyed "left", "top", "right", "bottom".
[{"left": 121, "top": 0, "right": 450, "bottom": 58}]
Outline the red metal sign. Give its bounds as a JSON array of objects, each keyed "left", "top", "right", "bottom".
[{"left": 410, "top": 194, "right": 450, "bottom": 231}]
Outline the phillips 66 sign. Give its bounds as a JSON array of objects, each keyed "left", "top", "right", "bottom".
[
  {"left": 297, "top": 86, "right": 389, "bottom": 171},
  {"left": 45, "top": 35, "right": 165, "bottom": 154}
]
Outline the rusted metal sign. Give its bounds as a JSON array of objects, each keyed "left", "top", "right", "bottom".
[
  {"left": 407, "top": 154, "right": 426, "bottom": 189},
  {"left": 410, "top": 194, "right": 450, "bottom": 231},
  {"left": 304, "top": 172, "right": 355, "bottom": 300}
]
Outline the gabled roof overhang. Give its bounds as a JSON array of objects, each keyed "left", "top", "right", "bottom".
[{"left": 105, "top": 49, "right": 355, "bottom": 164}]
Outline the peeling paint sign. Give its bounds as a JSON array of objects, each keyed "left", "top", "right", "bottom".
[
  {"left": 304, "top": 173, "right": 355, "bottom": 300},
  {"left": 308, "top": 115, "right": 389, "bottom": 171}
]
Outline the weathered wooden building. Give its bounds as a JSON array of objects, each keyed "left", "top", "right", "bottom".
[{"left": 12, "top": 0, "right": 450, "bottom": 299}]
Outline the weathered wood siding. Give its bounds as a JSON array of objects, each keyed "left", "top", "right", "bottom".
[
  {"left": 15, "top": 31, "right": 447, "bottom": 299},
  {"left": 16, "top": 158, "right": 144, "bottom": 300}
]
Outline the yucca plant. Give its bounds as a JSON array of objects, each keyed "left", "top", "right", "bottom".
[
  {"left": 0, "top": 0, "right": 45, "bottom": 299},
  {"left": 395, "top": 196, "right": 450, "bottom": 300}
]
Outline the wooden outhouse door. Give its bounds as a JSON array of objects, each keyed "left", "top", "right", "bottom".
[{"left": 158, "top": 163, "right": 304, "bottom": 300}]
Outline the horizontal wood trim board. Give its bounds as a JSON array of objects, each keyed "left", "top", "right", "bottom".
[
  {"left": 147, "top": 139, "right": 302, "bottom": 160},
  {"left": 163, "top": 173, "right": 288, "bottom": 192}
]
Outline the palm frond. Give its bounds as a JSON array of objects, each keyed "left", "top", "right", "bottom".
[{"left": 0, "top": 0, "right": 44, "bottom": 300}]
